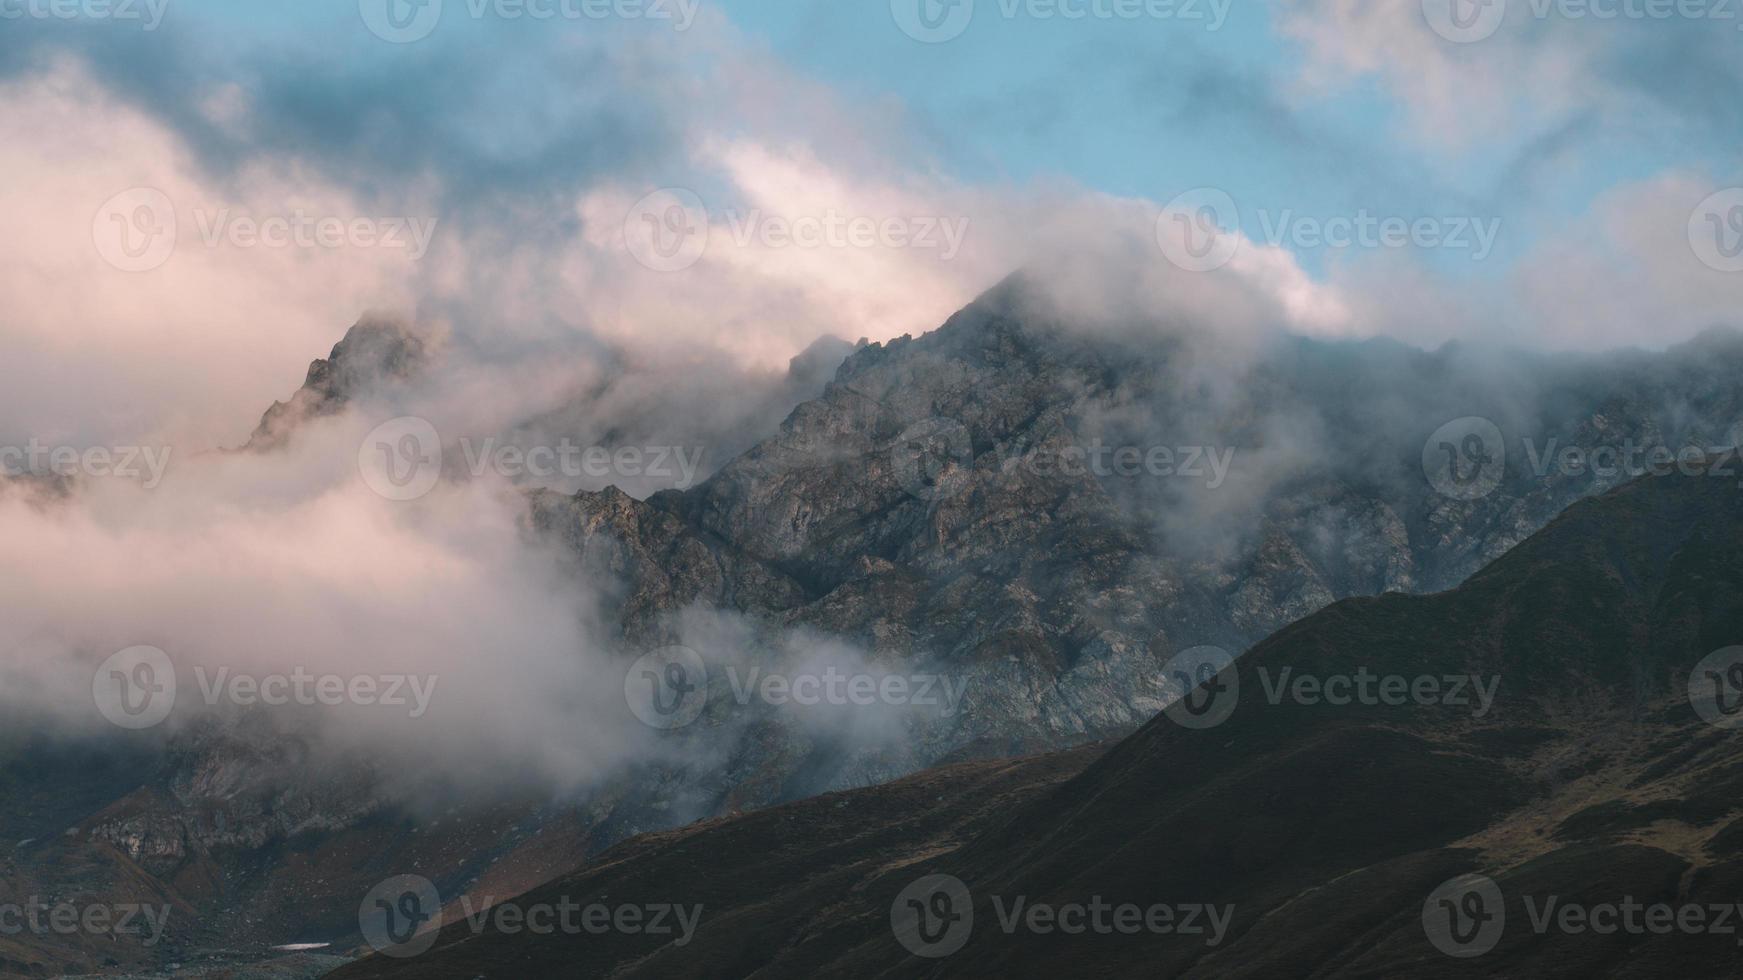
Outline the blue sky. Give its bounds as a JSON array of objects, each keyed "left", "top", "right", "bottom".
[
  {"left": 4, "top": 0, "right": 1743, "bottom": 424},
  {"left": 125, "top": 0, "right": 1732, "bottom": 280}
]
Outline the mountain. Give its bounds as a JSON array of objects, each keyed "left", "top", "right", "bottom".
[
  {"left": 8, "top": 280, "right": 1743, "bottom": 975},
  {"left": 241, "top": 316, "right": 428, "bottom": 452},
  {"left": 551, "top": 276, "right": 1743, "bottom": 746},
  {"left": 333, "top": 457, "right": 1743, "bottom": 978}
]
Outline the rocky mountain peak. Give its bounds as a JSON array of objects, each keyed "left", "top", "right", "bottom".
[{"left": 242, "top": 315, "right": 429, "bottom": 451}]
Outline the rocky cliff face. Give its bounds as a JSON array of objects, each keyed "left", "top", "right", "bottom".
[{"left": 539, "top": 277, "right": 1743, "bottom": 760}]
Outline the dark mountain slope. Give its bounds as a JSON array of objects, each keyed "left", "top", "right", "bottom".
[{"left": 335, "top": 460, "right": 1743, "bottom": 978}]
